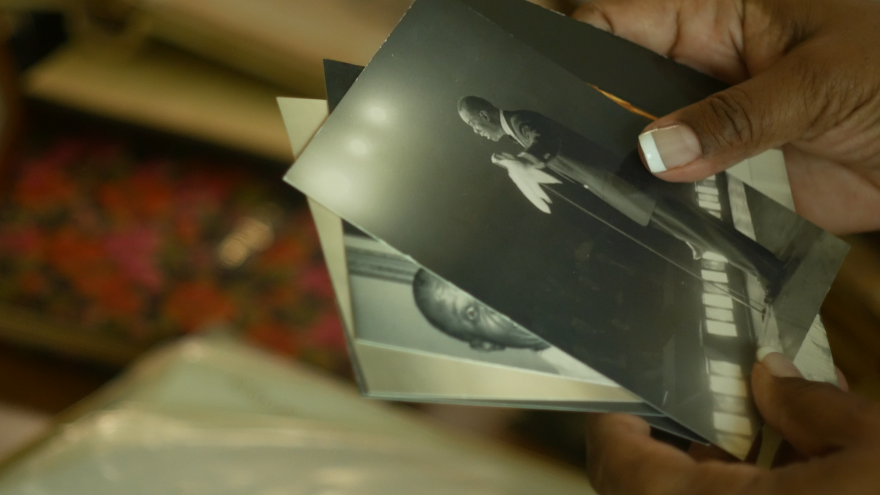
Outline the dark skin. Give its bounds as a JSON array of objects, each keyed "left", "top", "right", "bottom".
[
  {"left": 571, "top": 0, "right": 880, "bottom": 492},
  {"left": 575, "top": 0, "right": 880, "bottom": 235},
  {"left": 585, "top": 360, "right": 880, "bottom": 494}
]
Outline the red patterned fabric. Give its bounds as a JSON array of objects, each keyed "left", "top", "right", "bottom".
[{"left": 0, "top": 137, "right": 348, "bottom": 376}]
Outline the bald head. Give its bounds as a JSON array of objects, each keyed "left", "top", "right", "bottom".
[
  {"left": 458, "top": 96, "right": 497, "bottom": 117},
  {"left": 412, "top": 269, "right": 549, "bottom": 352},
  {"left": 457, "top": 96, "right": 506, "bottom": 141}
]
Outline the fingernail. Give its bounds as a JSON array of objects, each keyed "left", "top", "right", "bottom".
[
  {"left": 638, "top": 125, "right": 702, "bottom": 173},
  {"left": 756, "top": 346, "right": 802, "bottom": 378}
]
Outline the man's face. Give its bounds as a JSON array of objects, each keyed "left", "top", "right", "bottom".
[
  {"left": 459, "top": 109, "right": 506, "bottom": 142},
  {"left": 425, "top": 279, "right": 546, "bottom": 351}
]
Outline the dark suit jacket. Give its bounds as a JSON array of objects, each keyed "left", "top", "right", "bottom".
[{"left": 501, "top": 110, "right": 657, "bottom": 226}]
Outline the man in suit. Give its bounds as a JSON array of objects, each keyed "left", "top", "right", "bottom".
[{"left": 457, "top": 95, "right": 787, "bottom": 301}]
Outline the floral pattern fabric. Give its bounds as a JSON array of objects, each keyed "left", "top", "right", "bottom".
[{"left": 0, "top": 137, "right": 348, "bottom": 377}]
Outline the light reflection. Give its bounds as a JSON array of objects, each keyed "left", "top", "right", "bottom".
[
  {"left": 696, "top": 185, "right": 719, "bottom": 195},
  {"left": 717, "top": 433, "right": 752, "bottom": 458},
  {"left": 709, "top": 360, "right": 743, "bottom": 378},
  {"left": 703, "top": 282, "right": 727, "bottom": 295},
  {"left": 706, "top": 319, "right": 737, "bottom": 337},
  {"left": 217, "top": 217, "right": 275, "bottom": 269},
  {"left": 714, "top": 394, "right": 749, "bottom": 415},
  {"left": 710, "top": 375, "right": 748, "bottom": 397},
  {"left": 713, "top": 412, "right": 753, "bottom": 436},
  {"left": 702, "top": 260, "right": 727, "bottom": 271},
  {"left": 701, "top": 269, "right": 729, "bottom": 283},
  {"left": 705, "top": 307, "right": 734, "bottom": 322},
  {"left": 349, "top": 138, "right": 370, "bottom": 155},
  {"left": 367, "top": 106, "right": 388, "bottom": 123},
  {"left": 217, "top": 239, "right": 249, "bottom": 268},
  {"left": 315, "top": 168, "right": 353, "bottom": 197},
  {"left": 699, "top": 200, "right": 722, "bottom": 211},
  {"left": 697, "top": 176, "right": 755, "bottom": 458},
  {"left": 703, "top": 293, "right": 734, "bottom": 309},
  {"left": 289, "top": 162, "right": 364, "bottom": 222},
  {"left": 315, "top": 467, "right": 366, "bottom": 486}
]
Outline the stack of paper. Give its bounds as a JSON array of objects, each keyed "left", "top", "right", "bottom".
[{"left": 279, "top": 0, "right": 849, "bottom": 458}]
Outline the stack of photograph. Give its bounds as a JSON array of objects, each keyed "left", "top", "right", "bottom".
[{"left": 280, "top": 0, "right": 849, "bottom": 458}]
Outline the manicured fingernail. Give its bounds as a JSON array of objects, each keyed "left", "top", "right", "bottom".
[
  {"left": 638, "top": 125, "right": 701, "bottom": 173},
  {"left": 757, "top": 346, "right": 802, "bottom": 378}
]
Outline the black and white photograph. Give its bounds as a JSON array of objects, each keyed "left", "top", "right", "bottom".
[
  {"left": 318, "top": 61, "right": 666, "bottom": 418},
  {"left": 287, "top": 0, "right": 848, "bottom": 457},
  {"left": 344, "top": 223, "right": 620, "bottom": 387},
  {"left": 309, "top": 195, "right": 663, "bottom": 416}
]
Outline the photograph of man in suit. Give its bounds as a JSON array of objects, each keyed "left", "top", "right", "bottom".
[{"left": 457, "top": 96, "right": 788, "bottom": 302}]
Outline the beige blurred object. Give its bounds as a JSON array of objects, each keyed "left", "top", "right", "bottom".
[
  {"left": 23, "top": 38, "right": 294, "bottom": 161},
  {"left": 103, "top": 0, "right": 578, "bottom": 97},
  {"left": 0, "top": 336, "right": 599, "bottom": 494},
  {"left": 8, "top": 0, "right": 579, "bottom": 161},
  {"left": 117, "top": 0, "right": 416, "bottom": 97},
  {"left": 0, "top": 403, "right": 48, "bottom": 462},
  {"left": 276, "top": 96, "right": 327, "bottom": 158}
]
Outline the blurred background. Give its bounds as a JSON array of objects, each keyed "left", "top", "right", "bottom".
[{"left": 0, "top": 0, "right": 876, "bottom": 491}]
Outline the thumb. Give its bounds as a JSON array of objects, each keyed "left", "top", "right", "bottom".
[
  {"left": 637, "top": 47, "right": 830, "bottom": 180},
  {"left": 751, "top": 347, "right": 880, "bottom": 457}
]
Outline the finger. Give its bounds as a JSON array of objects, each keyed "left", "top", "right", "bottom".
[
  {"left": 586, "top": 414, "right": 761, "bottom": 494},
  {"left": 572, "top": 0, "right": 687, "bottom": 57},
  {"left": 688, "top": 442, "right": 738, "bottom": 462},
  {"left": 752, "top": 349, "right": 880, "bottom": 457},
  {"left": 785, "top": 147, "right": 880, "bottom": 234},
  {"left": 753, "top": 448, "right": 880, "bottom": 494},
  {"left": 637, "top": 42, "right": 863, "bottom": 180},
  {"left": 572, "top": 0, "right": 748, "bottom": 82},
  {"left": 587, "top": 414, "right": 692, "bottom": 494},
  {"left": 770, "top": 440, "right": 805, "bottom": 468},
  {"left": 571, "top": 1, "right": 612, "bottom": 32}
]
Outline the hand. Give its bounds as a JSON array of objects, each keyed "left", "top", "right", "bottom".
[
  {"left": 491, "top": 152, "right": 519, "bottom": 165},
  {"left": 586, "top": 350, "right": 880, "bottom": 494},
  {"left": 573, "top": 0, "right": 880, "bottom": 234}
]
